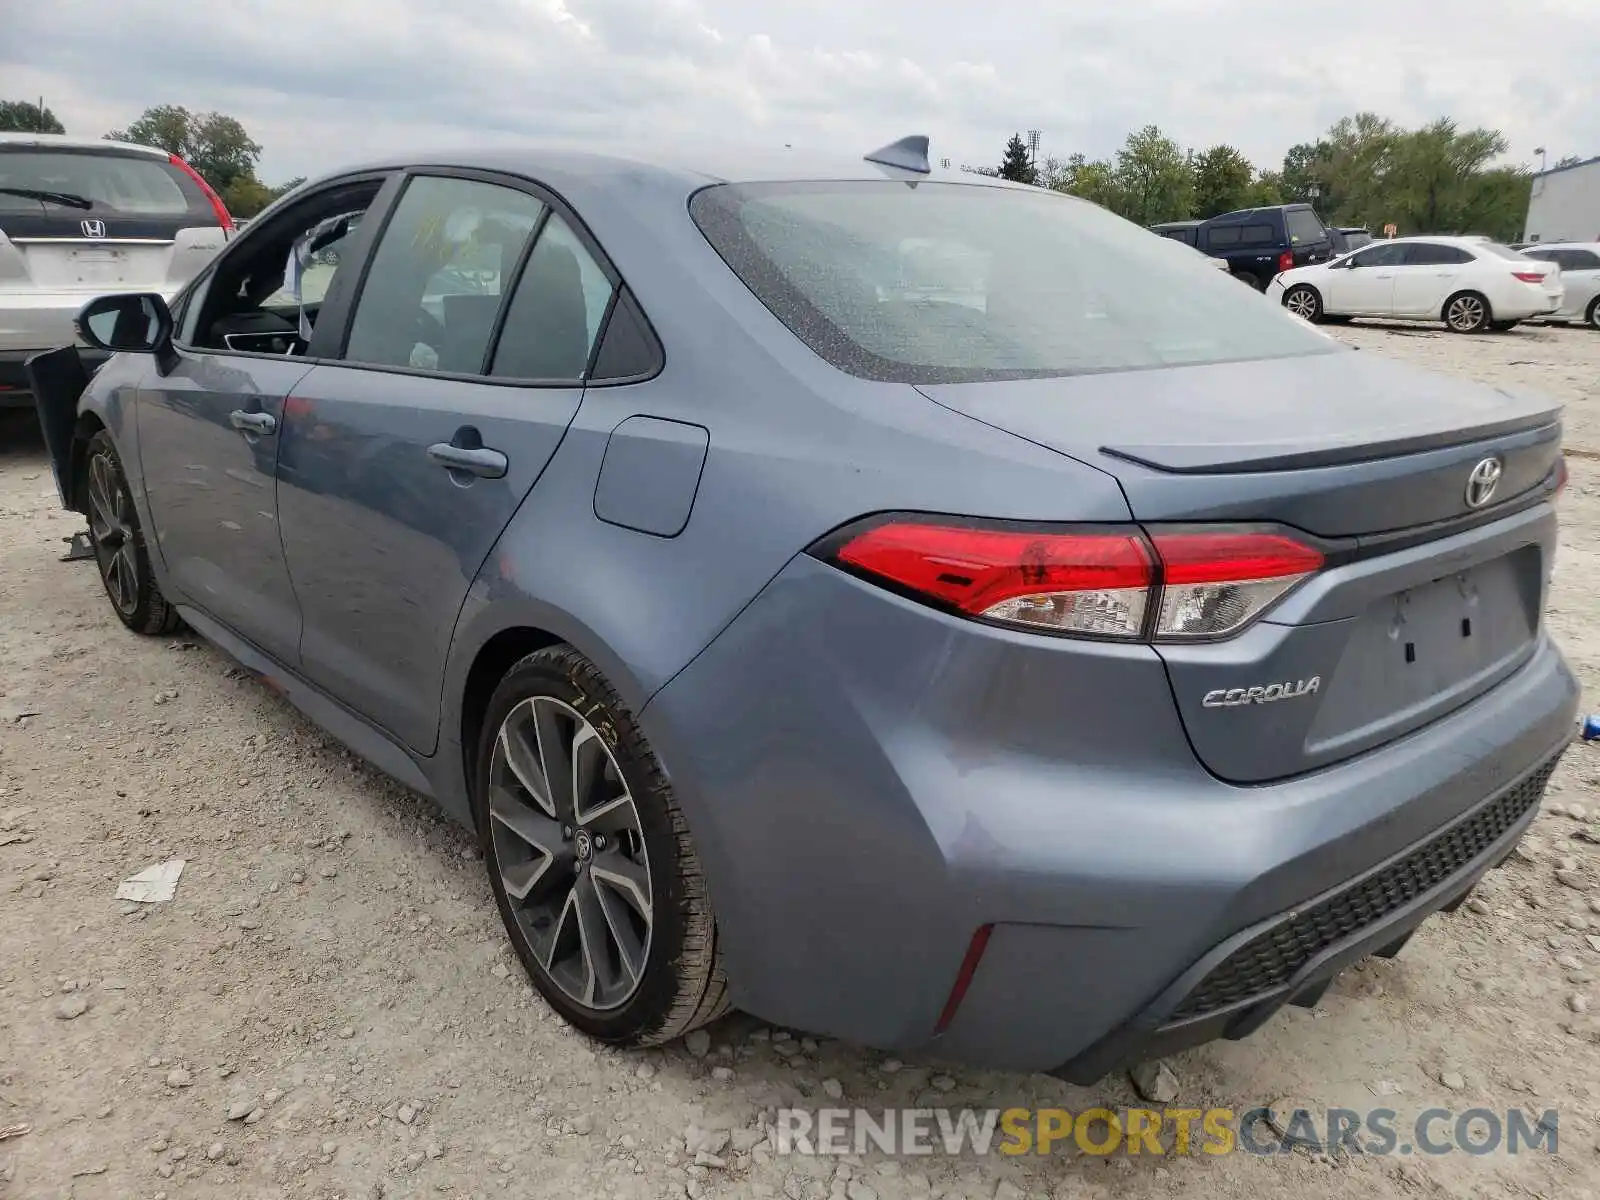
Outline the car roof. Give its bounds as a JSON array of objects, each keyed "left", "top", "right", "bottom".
[
  {"left": 1151, "top": 219, "right": 1203, "bottom": 229},
  {"left": 1526, "top": 240, "right": 1600, "bottom": 250},
  {"left": 0, "top": 131, "right": 169, "bottom": 158},
  {"left": 324, "top": 141, "right": 1039, "bottom": 194}
]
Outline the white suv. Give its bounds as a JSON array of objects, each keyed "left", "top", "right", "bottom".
[{"left": 1, "top": 132, "right": 233, "bottom": 408}]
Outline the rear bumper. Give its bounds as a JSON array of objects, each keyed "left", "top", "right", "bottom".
[
  {"left": 642, "top": 554, "right": 1579, "bottom": 1075},
  {"left": 1051, "top": 742, "right": 1558, "bottom": 1082}
]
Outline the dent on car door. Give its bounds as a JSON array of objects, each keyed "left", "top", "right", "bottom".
[
  {"left": 275, "top": 172, "right": 617, "bottom": 754},
  {"left": 135, "top": 174, "right": 393, "bottom": 664}
]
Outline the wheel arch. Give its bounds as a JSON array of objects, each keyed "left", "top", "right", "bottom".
[{"left": 66, "top": 410, "right": 107, "bottom": 514}]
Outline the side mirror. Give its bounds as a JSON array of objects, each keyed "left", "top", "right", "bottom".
[{"left": 75, "top": 292, "right": 174, "bottom": 355}]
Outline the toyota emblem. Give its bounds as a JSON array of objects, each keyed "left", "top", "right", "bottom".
[
  {"left": 1464, "top": 456, "right": 1503, "bottom": 509},
  {"left": 80, "top": 218, "right": 107, "bottom": 238}
]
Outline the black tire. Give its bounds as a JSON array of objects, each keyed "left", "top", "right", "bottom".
[
  {"left": 1321, "top": 314, "right": 1354, "bottom": 324},
  {"left": 1233, "top": 271, "right": 1263, "bottom": 290},
  {"left": 1489, "top": 319, "right": 1521, "bottom": 331},
  {"left": 1442, "top": 291, "right": 1492, "bottom": 333},
  {"left": 1586, "top": 296, "right": 1600, "bottom": 330},
  {"left": 1282, "top": 284, "right": 1324, "bottom": 323},
  {"left": 83, "top": 430, "right": 182, "bottom": 635},
  {"left": 475, "top": 645, "right": 728, "bottom": 1046}
]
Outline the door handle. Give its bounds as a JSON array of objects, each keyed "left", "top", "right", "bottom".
[
  {"left": 427, "top": 442, "right": 508, "bottom": 479},
  {"left": 229, "top": 410, "right": 277, "bottom": 436}
]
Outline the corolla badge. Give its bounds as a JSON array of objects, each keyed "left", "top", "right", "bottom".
[
  {"left": 1202, "top": 677, "right": 1321, "bottom": 708},
  {"left": 1464, "top": 456, "right": 1503, "bottom": 509}
]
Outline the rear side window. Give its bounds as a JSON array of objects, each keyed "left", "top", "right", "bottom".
[
  {"left": 690, "top": 180, "right": 1335, "bottom": 384},
  {"left": 1406, "top": 243, "right": 1473, "bottom": 266},
  {"left": 1209, "top": 223, "right": 1276, "bottom": 247},
  {"left": 1285, "top": 209, "right": 1326, "bottom": 245},
  {"left": 1559, "top": 249, "right": 1600, "bottom": 270},
  {"left": 0, "top": 149, "right": 204, "bottom": 218},
  {"left": 488, "top": 214, "right": 613, "bottom": 380}
]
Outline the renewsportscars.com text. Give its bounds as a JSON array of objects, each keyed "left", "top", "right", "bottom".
[{"left": 773, "top": 1106, "right": 1559, "bottom": 1157}]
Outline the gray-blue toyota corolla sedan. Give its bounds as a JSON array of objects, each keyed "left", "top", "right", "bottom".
[{"left": 27, "top": 137, "right": 1577, "bottom": 1080}]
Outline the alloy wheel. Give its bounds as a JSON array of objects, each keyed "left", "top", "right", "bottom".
[
  {"left": 1446, "top": 294, "right": 1486, "bottom": 332},
  {"left": 87, "top": 451, "right": 139, "bottom": 616},
  {"left": 488, "top": 696, "right": 653, "bottom": 1011},
  {"left": 1285, "top": 288, "right": 1319, "bottom": 320}
]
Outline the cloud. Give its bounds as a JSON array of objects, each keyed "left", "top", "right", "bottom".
[{"left": 3, "top": 0, "right": 1596, "bottom": 184}]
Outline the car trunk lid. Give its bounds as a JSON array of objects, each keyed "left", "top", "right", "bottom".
[{"left": 919, "top": 349, "right": 1563, "bottom": 782}]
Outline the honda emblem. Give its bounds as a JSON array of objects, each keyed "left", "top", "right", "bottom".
[{"left": 81, "top": 218, "right": 106, "bottom": 238}]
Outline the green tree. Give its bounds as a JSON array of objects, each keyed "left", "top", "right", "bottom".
[
  {"left": 273, "top": 176, "right": 307, "bottom": 198},
  {"left": 1311, "top": 113, "right": 1401, "bottom": 227},
  {"left": 1278, "top": 141, "right": 1328, "bottom": 204},
  {"left": 221, "top": 175, "right": 275, "bottom": 218},
  {"left": 1190, "top": 144, "right": 1255, "bottom": 217},
  {"left": 1046, "top": 152, "right": 1124, "bottom": 212},
  {"left": 1245, "top": 169, "right": 1285, "bottom": 208},
  {"left": 106, "top": 105, "right": 263, "bottom": 194},
  {"left": 1553, "top": 155, "right": 1584, "bottom": 169},
  {"left": 1386, "top": 120, "right": 1519, "bottom": 237},
  {"left": 997, "top": 133, "right": 1036, "bottom": 184},
  {"left": 1113, "top": 125, "right": 1193, "bottom": 224},
  {"left": 0, "top": 99, "right": 65, "bottom": 134}
]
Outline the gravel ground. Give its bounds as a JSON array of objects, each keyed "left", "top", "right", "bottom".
[{"left": 3, "top": 320, "right": 1600, "bottom": 1200}]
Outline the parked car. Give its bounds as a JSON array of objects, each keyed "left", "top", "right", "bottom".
[
  {"left": 1517, "top": 242, "right": 1600, "bottom": 328},
  {"left": 1149, "top": 219, "right": 1203, "bottom": 246},
  {"left": 1269, "top": 236, "right": 1565, "bottom": 332},
  {"left": 28, "top": 139, "right": 1576, "bottom": 1079},
  {"left": 1192, "top": 204, "right": 1336, "bottom": 289},
  {"left": 1329, "top": 226, "right": 1373, "bottom": 256},
  {"left": 0, "top": 132, "right": 233, "bottom": 409}
]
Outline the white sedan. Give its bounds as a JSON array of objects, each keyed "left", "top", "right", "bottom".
[
  {"left": 1265, "top": 235, "right": 1564, "bottom": 333},
  {"left": 1517, "top": 242, "right": 1600, "bottom": 328}
]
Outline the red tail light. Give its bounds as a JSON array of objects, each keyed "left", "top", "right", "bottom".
[
  {"left": 823, "top": 519, "right": 1323, "bottom": 642},
  {"left": 1511, "top": 270, "right": 1546, "bottom": 283},
  {"left": 1277, "top": 250, "right": 1295, "bottom": 273},
  {"left": 169, "top": 154, "right": 235, "bottom": 233},
  {"left": 1555, "top": 455, "right": 1569, "bottom": 500}
]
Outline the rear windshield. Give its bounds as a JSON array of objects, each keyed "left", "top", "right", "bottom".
[
  {"left": 690, "top": 182, "right": 1335, "bottom": 384},
  {"left": 1476, "top": 242, "right": 1534, "bottom": 261},
  {"left": 0, "top": 149, "right": 203, "bottom": 217}
]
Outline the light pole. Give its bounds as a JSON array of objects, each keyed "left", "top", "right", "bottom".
[
  {"left": 1026, "top": 129, "right": 1041, "bottom": 172},
  {"left": 1534, "top": 146, "right": 1547, "bottom": 173}
]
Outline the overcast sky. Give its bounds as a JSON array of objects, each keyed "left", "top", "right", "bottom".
[{"left": 6, "top": 0, "right": 1596, "bottom": 185}]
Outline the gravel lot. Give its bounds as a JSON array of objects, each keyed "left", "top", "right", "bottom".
[{"left": 3, "top": 320, "right": 1600, "bottom": 1200}]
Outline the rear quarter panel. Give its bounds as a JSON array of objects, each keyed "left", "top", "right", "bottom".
[{"left": 437, "top": 167, "right": 1134, "bottom": 810}]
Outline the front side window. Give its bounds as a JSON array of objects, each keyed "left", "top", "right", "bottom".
[
  {"left": 690, "top": 181, "right": 1336, "bottom": 384},
  {"left": 343, "top": 176, "right": 545, "bottom": 373},
  {"left": 1351, "top": 242, "right": 1409, "bottom": 268},
  {"left": 182, "top": 179, "right": 384, "bottom": 354}
]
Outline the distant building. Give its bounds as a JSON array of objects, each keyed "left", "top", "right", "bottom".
[{"left": 1524, "top": 156, "right": 1600, "bottom": 243}]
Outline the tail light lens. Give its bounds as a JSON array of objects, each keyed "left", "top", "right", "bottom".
[
  {"left": 1149, "top": 531, "right": 1323, "bottom": 638},
  {"left": 1511, "top": 270, "right": 1546, "bottom": 283},
  {"left": 1277, "top": 250, "right": 1295, "bottom": 273},
  {"left": 169, "top": 154, "right": 235, "bottom": 233},
  {"left": 823, "top": 519, "right": 1324, "bottom": 643},
  {"left": 832, "top": 522, "right": 1154, "bottom": 639},
  {"left": 1555, "top": 455, "right": 1569, "bottom": 500}
]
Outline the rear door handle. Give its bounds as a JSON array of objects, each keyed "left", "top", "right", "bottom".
[
  {"left": 427, "top": 442, "right": 508, "bottom": 479},
  {"left": 229, "top": 410, "right": 277, "bottom": 435}
]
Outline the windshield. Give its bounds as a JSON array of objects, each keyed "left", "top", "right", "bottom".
[{"left": 690, "top": 181, "right": 1337, "bottom": 384}]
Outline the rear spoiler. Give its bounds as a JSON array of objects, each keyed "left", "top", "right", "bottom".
[{"left": 23, "top": 346, "right": 90, "bottom": 511}]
